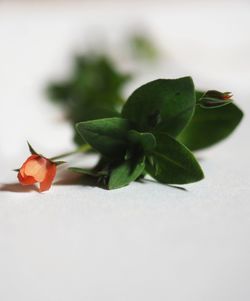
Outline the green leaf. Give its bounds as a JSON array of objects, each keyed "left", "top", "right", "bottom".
[
  {"left": 69, "top": 167, "right": 107, "bottom": 177},
  {"left": 47, "top": 54, "right": 131, "bottom": 146},
  {"left": 73, "top": 106, "right": 120, "bottom": 146},
  {"left": 76, "top": 117, "right": 131, "bottom": 157},
  {"left": 108, "top": 157, "right": 145, "bottom": 190},
  {"left": 46, "top": 82, "right": 72, "bottom": 104},
  {"left": 127, "top": 130, "right": 156, "bottom": 153},
  {"left": 178, "top": 93, "right": 243, "bottom": 150},
  {"left": 146, "top": 132, "right": 204, "bottom": 184},
  {"left": 122, "top": 77, "right": 196, "bottom": 136},
  {"left": 54, "top": 161, "right": 66, "bottom": 166}
]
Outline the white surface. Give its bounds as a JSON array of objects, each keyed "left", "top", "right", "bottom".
[{"left": 0, "top": 1, "right": 250, "bottom": 300}]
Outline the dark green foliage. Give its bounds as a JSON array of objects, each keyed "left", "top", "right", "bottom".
[
  {"left": 178, "top": 92, "right": 243, "bottom": 151},
  {"left": 108, "top": 157, "right": 145, "bottom": 189},
  {"left": 76, "top": 118, "right": 131, "bottom": 158},
  {"left": 127, "top": 130, "right": 156, "bottom": 153},
  {"left": 47, "top": 55, "right": 130, "bottom": 144},
  {"left": 146, "top": 132, "right": 204, "bottom": 184},
  {"left": 67, "top": 77, "right": 242, "bottom": 190},
  {"left": 122, "top": 77, "right": 196, "bottom": 136}
]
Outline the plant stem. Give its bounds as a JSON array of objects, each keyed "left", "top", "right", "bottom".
[{"left": 49, "top": 144, "right": 91, "bottom": 161}]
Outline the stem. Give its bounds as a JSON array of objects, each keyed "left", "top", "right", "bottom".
[{"left": 49, "top": 144, "right": 91, "bottom": 161}]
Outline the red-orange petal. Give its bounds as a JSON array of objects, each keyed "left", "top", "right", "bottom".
[
  {"left": 19, "top": 154, "right": 40, "bottom": 177},
  {"left": 39, "top": 163, "right": 56, "bottom": 192},
  {"left": 18, "top": 154, "right": 41, "bottom": 186},
  {"left": 24, "top": 157, "right": 47, "bottom": 182},
  {"left": 17, "top": 171, "right": 37, "bottom": 185}
]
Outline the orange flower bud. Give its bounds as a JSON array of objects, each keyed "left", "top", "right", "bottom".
[{"left": 17, "top": 155, "right": 56, "bottom": 192}]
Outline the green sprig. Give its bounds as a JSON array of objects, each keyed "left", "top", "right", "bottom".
[{"left": 69, "top": 76, "right": 241, "bottom": 190}]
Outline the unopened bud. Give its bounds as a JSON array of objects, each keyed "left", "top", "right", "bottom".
[{"left": 198, "top": 90, "right": 233, "bottom": 109}]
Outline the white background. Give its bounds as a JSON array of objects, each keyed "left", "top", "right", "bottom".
[{"left": 0, "top": 1, "right": 250, "bottom": 300}]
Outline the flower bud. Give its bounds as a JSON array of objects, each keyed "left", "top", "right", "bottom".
[
  {"left": 198, "top": 90, "right": 233, "bottom": 109},
  {"left": 17, "top": 155, "right": 57, "bottom": 192}
]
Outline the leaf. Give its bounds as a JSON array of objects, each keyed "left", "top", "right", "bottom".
[
  {"left": 54, "top": 161, "right": 66, "bottom": 166},
  {"left": 122, "top": 77, "right": 196, "bottom": 136},
  {"left": 76, "top": 117, "right": 131, "bottom": 157},
  {"left": 46, "top": 82, "right": 72, "bottom": 104},
  {"left": 69, "top": 167, "right": 107, "bottom": 177},
  {"left": 127, "top": 130, "right": 156, "bottom": 153},
  {"left": 178, "top": 93, "right": 243, "bottom": 150},
  {"left": 108, "top": 157, "right": 145, "bottom": 190},
  {"left": 146, "top": 132, "right": 204, "bottom": 184},
  {"left": 73, "top": 106, "right": 120, "bottom": 146},
  {"left": 47, "top": 54, "right": 131, "bottom": 146}
]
